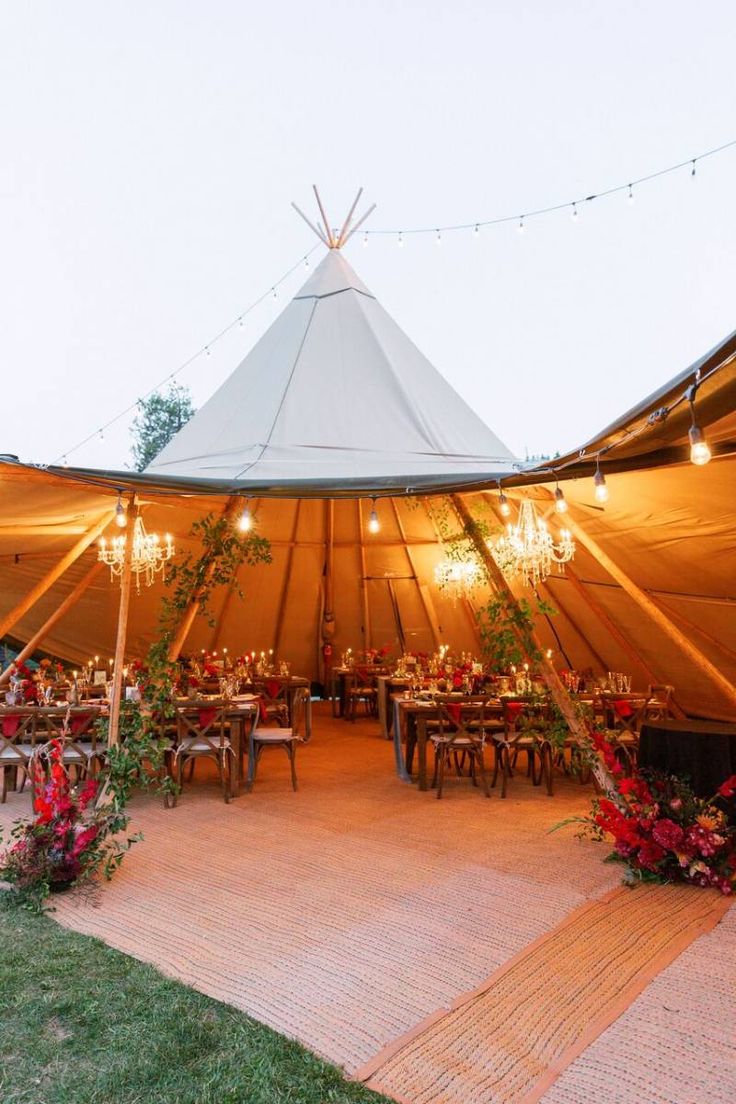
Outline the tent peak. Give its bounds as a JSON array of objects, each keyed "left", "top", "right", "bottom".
[{"left": 291, "top": 186, "right": 376, "bottom": 250}]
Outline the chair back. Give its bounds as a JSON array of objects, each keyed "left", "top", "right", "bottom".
[
  {"left": 0, "top": 708, "right": 39, "bottom": 768},
  {"left": 255, "top": 677, "right": 289, "bottom": 703},
  {"left": 502, "top": 697, "right": 550, "bottom": 745},
  {"left": 175, "top": 700, "right": 229, "bottom": 752},
  {"left": 645, "top": 684, "right": 674, "bottom": 720},
  {"left": 434, "top": 696, "right": 486, "bottom": 745},
  {"left": 605, "top": 695, "right": 650, "bottom": 734},
  {"left": 289, "top": 687, "right": 310, "bottom": 739}
]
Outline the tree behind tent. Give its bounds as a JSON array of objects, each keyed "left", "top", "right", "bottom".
[{"left": 130, "top": 385, "right": 195, "bottom": 472}]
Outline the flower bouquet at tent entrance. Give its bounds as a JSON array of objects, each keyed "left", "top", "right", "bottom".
[
  {"left": 554, "top": 731, "right": 736, "bottom": 895},
  {"left": 0, "top": 738, "right": 138, "bottom": 910}
]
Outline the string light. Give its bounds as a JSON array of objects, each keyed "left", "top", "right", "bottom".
[
  {"left": 593, "top": 461, "right": 609, "bottom": 504},
  {"left": 474, "top": 223, "right": 479, "bottom": 238},
  {"left": 687, "top": 385, "right": 711, "bottom": 465},
  {"left": 205, "top": 346, "right": 211, "bottom": 357},
  {"left": 272, "top": 287, "right": 278, "bottom": 299},
  {"left": 363, "top": 232, "right": 369, "bottom": 246},
  {"left": 398, "top": 231, "right": 404, "bottom": 247},
  {"left": 498, "top": 486, "right": 511, "bottom": 517},
  {"left": 554, "top": 485, "right": 568, "bottom": 513},
  {"left": 435, "top": 229, "right": 442, "bottom": 245},
  {"left": 628, "top": 183, "right": 634, "bottom": 204},
  {"left": 238, "top": 316, "right": 244, "bottom": 328},
  {"left": 238, "top": 501, "right": 253, "bottom": 532},
  {"left": 368, "top": 498, "right": 380, "bottom": 534},
  {"left": 115, "top": 493, "right": 127, "bottom": 528},
  {"left": 571, "top": 202, "right": 579, "bottom": 222},
  {"left": 304, "top": 256, "right": 310, "bottom": 267},
  {"left": 360, "top": 137, "right": 736, "bottom": 242}
]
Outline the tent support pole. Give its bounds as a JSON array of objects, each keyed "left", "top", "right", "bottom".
[
  {"left": 108, "top": 501, "right": 137, "bottom": 747},
  {"left": 390, "top": 498, "right": 440, "bottom": 649},
  {"left": 356, "top": 499, "right": 371, "bottom": 651},
  {"left": 651, "top": 597, "right": 736, "bottom": 667},
  {"left": 0, "top": 561, "right": 104, "bottom": 685},
  {"left": 450, "top": 494, "right": 613, "bottom": 791},
  {"left": 273, "top": 500, "right": 302, "bottom": 658},
  {"left": 563, "top": 509, "right": 736, "bottom": 713},
  {"left": 0, "top": 508, "right": 115, "bottom": 641},
  {"left": 167, "top": 498, "right": 240, "bottom": 662}
]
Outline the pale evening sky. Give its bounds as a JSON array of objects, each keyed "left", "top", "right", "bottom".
[{"left": 1, "top": 1, "right": 735, "bottom": 471}]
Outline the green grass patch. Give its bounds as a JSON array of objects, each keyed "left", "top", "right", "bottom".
[{"left": 0, "top": 900, "right": 391, "bottom": 1104}]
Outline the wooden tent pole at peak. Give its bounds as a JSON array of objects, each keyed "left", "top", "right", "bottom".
[
  {"left": 450, "top": 494, "right": 612, "bottom": 790},
  {"left": 108, "top": 500, "right": 138, "bottom": 747},
  {"left": 167, "top": 497, "right": 241, "bottom": 662},
  {"left": 562, "top": 508, "right": 736, "bottom": 712},
  {"left": 0, "top": 507, "right": 116, "bottom": 641},
  {"left": 356, "top": 499, "right": 372, "bottom": 652},
  {"left": 0, "top": 561, "right": 104, "bottom": 686}
]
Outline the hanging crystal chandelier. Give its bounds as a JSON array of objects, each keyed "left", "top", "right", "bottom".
[
  {"left": 490, "top": 499, "right": 574, "bottom": 587},
  {"left": 434, "top": 557, "right": 481, "bottom": 599},
  {"left": 98, "top": 516, "right": 174, "bottom": 590}
]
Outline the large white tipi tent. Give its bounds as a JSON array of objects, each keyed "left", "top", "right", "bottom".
[{"left": 1, "top": 228, "right": 735, "bottom": 721}]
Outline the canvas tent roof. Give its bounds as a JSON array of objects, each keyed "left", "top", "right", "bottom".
[{"left": 0, "top": 250, "right": 735, "bottom": 721}]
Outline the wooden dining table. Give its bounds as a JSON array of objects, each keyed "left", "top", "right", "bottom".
[{"left": 391, "top": 694, "right": 504, "bottom": 791}]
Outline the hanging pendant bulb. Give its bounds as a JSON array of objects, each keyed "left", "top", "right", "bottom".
[
  {"left": 628, "top": 184, "right": 634, "bottom": 204},
  {"left": 398, "top": 231, "right": 404, "bottom": 247},
  {"left": 474, "top": 224, "right": 479, "bottom": 238},
  {"left": 272, "top": 287, "right": 278, "bottom": 299},
  {"left": 115, "top": 494, "right": 127, "bottom": 528},
  {"left": 593, "top": 463, "right": 609, "bottom": 503},
  {"left": 368, "top": 498, "right": 380, "bottom": 534},
  {"left": 688, "top": 423, "right": 711, "bottom": 465},
  {"left": 571, "top": 201, "right": 579, "bottom": 222},
  {"left": 304, "top": 256, "right": 310, "bottom": 267},
  {"left": 518, "top": 216, "right": 525, "bottom": 234},
  {"left": 691, "top": 159, "right": 697, "bottom": 177},
  {"left": 238, "top": 502, "right": 252, "bottom": 532},
  {"left": 363, "top": 232, "right": 369, "bottom": 247},
  {"left": 554, "top": 485, "right": 568, "bottom": 513},
  {"left": 205, "top": 345, "right": 211, "bottom": 357},
  {"left": 238, "top": 316, "right": 244, "bottom": 328},
  {"left": 435, "top": 229, "right": 442, "bottom": 245},
  {"left": 498, "top": 490, "right": 511, "bottom": 517}
]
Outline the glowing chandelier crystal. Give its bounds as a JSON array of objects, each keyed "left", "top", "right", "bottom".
[
  {"left": 490, "top": 499, "right": 575, "bottom": 587},
  {"left": 98, "top": 516, "right": 174, "bottom": 590},
  {"left": 434, "top": 557, "right": 481, "bottom": 599}
]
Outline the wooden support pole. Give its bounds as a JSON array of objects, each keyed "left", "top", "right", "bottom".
[
  {"left": 0, "top": 561, "right": 104, "bottom": 685},
  {"left": 273, "top": 500, "right": 302, "bottom": 657},
  {"left": 0, "top": 508, "right": 115, "bottom": 640},
  {"left": 390, "top": 498, "right": 440, "bottom": 650},
  {"left": 450, "top": 494, "right": 612, "bottom": 790},
  {"left": 167, "top": 498, "right": 240, "bottom": 662},
  {"left": 564, "top": 509, "right": 736, "bottom": 712},
  {"left": 108, "top": 502, "right": 137, "bottom": 747},
  {"left": 356, "top": 499, "right": 371, "bottom": 651}
]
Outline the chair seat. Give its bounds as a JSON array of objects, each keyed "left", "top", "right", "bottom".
[
  {"left": 253, "top": 727, "right": 298, "bottom": 743},
  {"left": 430, "top": 734, "right": 479, "bottom": 747},
  {"left": 179, "top": 739, "right": 231, "bottom": 754}
]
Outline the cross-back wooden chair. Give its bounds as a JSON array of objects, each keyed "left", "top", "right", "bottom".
[
  {"left": 0, "top": 709, "right": 40, "bottom": 802},
  {"left": 430, "top": 697, "right": 490, "bottom": 800},
  {"left": 344, "top": 667, "right": 379, "bottom": 722},
  {"left": 35, "top": 708, "right": 105, "bottom": 780},
  {"left": 253, "top": 677, "right": 290, "bottom": 726},
  {"left": 171, "top": 700, "right": 233, "bottom": 804},
  {"left": 645, "top": 684, "right": 675, "bottom": 722},
  {"left": 250, "top": 687, "right": 309, "bottom": 791},
  {"left": 494, "top": 698, "right": 553, "bottom": 797},
  {"left": 604, "top": 695, "right": 650, "bottom": 774}
]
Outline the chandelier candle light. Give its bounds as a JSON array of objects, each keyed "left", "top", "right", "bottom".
[
  {"left": 434, "top": 558, "right": 482, "bottom": 600},
  {"left": 490, "top": 499, "right": 575, "bottom": 587},
  {"left": 98, "top": 516, "right": 174, "bottom": 590}
]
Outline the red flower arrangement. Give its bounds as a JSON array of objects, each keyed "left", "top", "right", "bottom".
[
  {"left": 0, "top": 739, "right": 137, "bottom": 909},
  {"left": 567, "top": 754, "right": 736, "bottom": 895}
]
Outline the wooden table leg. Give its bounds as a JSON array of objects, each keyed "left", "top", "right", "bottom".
[{"left": 418, "top": 716, "right": 428, "bottom": 791}]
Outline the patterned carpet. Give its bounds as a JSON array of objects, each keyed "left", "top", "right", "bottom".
[{"left": 1, "top": 703, "right": 733, "bottom": 1102}]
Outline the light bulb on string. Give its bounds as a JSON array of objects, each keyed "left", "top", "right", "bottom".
[
  {"left": 398, "top": 231, "right": 404, "bottom": 247},
  {"left": 368, "top": 498, "right": 380, "bottom": 534},
  {"left": 304, "top": 256, "right": 310, "bottom": 267},
  {"left": 238, "top": 316, "right": 244, "bottom": 328},
  {"left": 687, "top": 389, "right": 711, "bottom": 465},
  {"left": 554, "top": 485, "right": 568, "bottom": 513},
  {"left": 435, "top": 229, "right": 442, "bottom": 245},
  {"left": 272, "top": 287, "right": 278, "bottom": 299},
  {"left": 628, "top": 184, "right": 634, "bottom": 205},
  {"left": 238, "top": 501, "right": 252, "bottom": 532},
  {"left": 571, "top": 202, "right": 579, "bottom": 222},
  {"left": 518, "top": 216, "right": 525, "bottom": 234},
  {"left": 593, "top": 461, "right": 609, "bottom": 504},
  {"left": 363, "top": 232, "right": 369, "bottom": 247},
  {"left": 691, "top": 159, "right": 697, "bottom": 177},
  {"left": 205, "top": 346, "right": 211, "bottom": 357},
  {"left": 115, "top": 493, "right": 127, "bottom": 528},
  {"left": 498, "top": 487, "right": 511, "bottom": 517},
  {"left": 474, "top": 224, "right": 479, "bottom": 238}
]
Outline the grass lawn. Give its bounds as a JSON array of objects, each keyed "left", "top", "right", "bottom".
[{"left": 0, "top": 900, "right": 391, "bottom": 1104}]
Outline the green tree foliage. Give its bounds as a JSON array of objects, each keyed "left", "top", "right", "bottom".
[{"left": 130, "top": 384, "right": 195, "bottom": 471}]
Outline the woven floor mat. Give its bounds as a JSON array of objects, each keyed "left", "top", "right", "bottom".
[{"left": 358, "top": 883, "right": 731, "bottom": 1104}]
